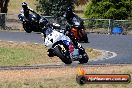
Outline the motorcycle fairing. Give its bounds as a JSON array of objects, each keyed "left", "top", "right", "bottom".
[
  {"left": 44, "top": 29, "right": 71, "bottom": 48},
  {"left": 71, "top": 28, "right": 79, "bottom": 39}
]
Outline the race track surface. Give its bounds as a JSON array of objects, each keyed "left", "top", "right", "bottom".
[{"left": 0, "top": 31, "right": 132, "bottom": 65}]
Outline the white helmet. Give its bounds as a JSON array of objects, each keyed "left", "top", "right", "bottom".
[{"left": 22, "top": 2, "right": 27, "bottom": 8}]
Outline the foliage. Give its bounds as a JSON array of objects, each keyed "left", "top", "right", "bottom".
[
  {"left": 36, "top": 0, "right": 89, "bottom": 17},
  {"left": 84, "top": 0, "right": 132, "bottom": 20},
  {"left": 36, "top": 0, "right": 74, "bottom": 17},
  {"left": 0, "top": 0, "right": 10, "bottom": 13}
]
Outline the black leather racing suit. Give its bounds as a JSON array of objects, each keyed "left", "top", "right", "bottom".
[
  {"left": 64, "top": 12, "right": 84, "bottom": 48},
  {"left": 21, "top": 7, "right": 40, "bottom": 21}
]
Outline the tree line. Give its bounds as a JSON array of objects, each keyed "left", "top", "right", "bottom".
[
  {"left": 0, "top": 0, "right": 10, "bottom": 13},
  {"left": 0, "top": 0, "right": 131, "bottom": 20},
  {"left": 36, "top": 0, "right": 132, "bottom": 20},
  {"left": 84, "top": 0, "right": 132, "bottom": 20}
]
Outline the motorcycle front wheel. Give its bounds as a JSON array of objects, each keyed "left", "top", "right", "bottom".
[{"left": 54, "top": 45, "right": 72, "bottom": 64}]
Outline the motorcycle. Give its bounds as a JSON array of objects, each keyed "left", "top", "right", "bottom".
[
  {"left": 43, "top": 23, "right": 89, "bottom": 64},
  {"left": 18, "top": 12, "right": 47, "bottom": 33},
  {"left": 66, "top": 17, "right": 89, "bottom": 43}
]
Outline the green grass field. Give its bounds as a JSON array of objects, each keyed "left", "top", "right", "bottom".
[
  {"left": 0, "top": 41, "right": 101, "bottom": 66},
  {"left": 0, "top": 47, "right": 38, "bottom": 66},
  {"left": 0, "top": 41, "right": 56, "bottom": 66}
]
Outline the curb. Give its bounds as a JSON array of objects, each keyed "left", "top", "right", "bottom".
[{"left": 90, "top": 49, "right": 117, "bottom": 62}]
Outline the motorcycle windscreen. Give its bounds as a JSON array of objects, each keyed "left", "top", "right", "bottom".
[
  {"left": 72, "top": 17, "right": 81, "bottom": 26},
  {"left": 71, "top": 28, "right": 79, "bottom": 39},
  {"left": 44, "top": 30, "right": 63, "bottom": 48},
  {"left": 45, "top": 28, "right": 53, "bottom": 36},
  {"left": 18, "top": 14, "right": 24, "bottom": 21},
  {"left": 61, "top": 36, "right": 71, "bottom": 46}
]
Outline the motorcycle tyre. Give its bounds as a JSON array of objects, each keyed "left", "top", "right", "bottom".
[
  {"left": 23, "top": 24, "right": 32, "bottom": 33},
  {"left": 80, "top": 29, "right": 88, "bottom": 43},
  {"left": 83, "top": 35, "right": 88, "bottom": 43},
  {"left": 54, "top": 46, "right": 72, "bottom": 64}
]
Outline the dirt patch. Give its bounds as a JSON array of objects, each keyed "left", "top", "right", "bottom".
[{"left": 0, "top": 65, "right": 131, "bottom": 81}]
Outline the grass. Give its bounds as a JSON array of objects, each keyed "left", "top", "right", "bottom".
[
  {"left": 0, "top": 41, "right": 56, "bottom": 66},
  {"left": 0, "top": 78, "right": 130, "bottom": 88},
  {"left": 0, "top": 65, "right": 131, "bottom": 88},
  {"left": 0, "top": 47, "right": 38, "bottom": 66},
  {"left": 85, "top": 28, "right": 110, "bottom": 33},
  {"left": 86, "top": 48, "right": 102, "bottom": 59},
  {"left": 8, "top": 0, "right": 37, "bottom": 14},
  {"left": 0, "top": 41, "right": 101, "bottom": 66}
]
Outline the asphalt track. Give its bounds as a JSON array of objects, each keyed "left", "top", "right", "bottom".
[{"left": 0, "top": 31, "right": 132, "bottom": 66}]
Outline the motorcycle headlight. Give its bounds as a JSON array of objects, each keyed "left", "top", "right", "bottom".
[
  {"left": 32, "top": 18, "right": 35, "bottom": 21},
  {"left": 53, "top": 23, "right": 60, "bottom": 27},
  {"left": 74, "top": 22, "right": 80, "bottom": 26},
  {"left": 32, "top": 17, "right": 37, "bottom": 22}
]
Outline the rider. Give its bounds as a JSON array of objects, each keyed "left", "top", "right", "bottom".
[
  {"left": 64, "top": 6, "right": 84, "bottom": 28},
  {"left": 21, "top": 2, "right": 40, "bottom": 21},
  {"left": 64, "top": 6, "right": 85, "bottom": 32},
  {"left": 63, "top": 6, "right": 85, "bottom": 48},
  {"left": 63, "top": 6, "right": 88, "bottom": 56}
]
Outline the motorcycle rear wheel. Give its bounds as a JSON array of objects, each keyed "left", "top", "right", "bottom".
[
  {"left": 83, "top": 35, "right": 88, "bottom": 43},
  {"left": 23, "top": 23, "right": 32, "bottom": 33},
  {"left": 54, "top": 46, "right": 72, "bottom": 64},
  {"left": 80, "top": 29, "right": 88, "bottom": 43}
]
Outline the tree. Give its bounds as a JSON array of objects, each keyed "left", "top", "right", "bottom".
[
  {"left": 0, "top": 0, "right": 10, "bottom": 13},
  {"left": 84, "top": 0, "right": 132, "bottom": 20},
  {"left": 36, "top": 0, "right": 74, "bottom": 17},
  {"left": 36, "top": 0, "right": 89, "bottom": 17},
  {"left": 0, "top": 0, "right": 10, "bottom": 29}
]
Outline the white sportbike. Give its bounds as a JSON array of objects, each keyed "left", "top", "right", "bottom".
[{"left": 44, "top": 24, "right": 89, "bottom": 64}]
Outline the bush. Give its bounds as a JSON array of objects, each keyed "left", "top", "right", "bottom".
[{"left": 84, "top": 0, "right": 132, "bottom": 20}]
